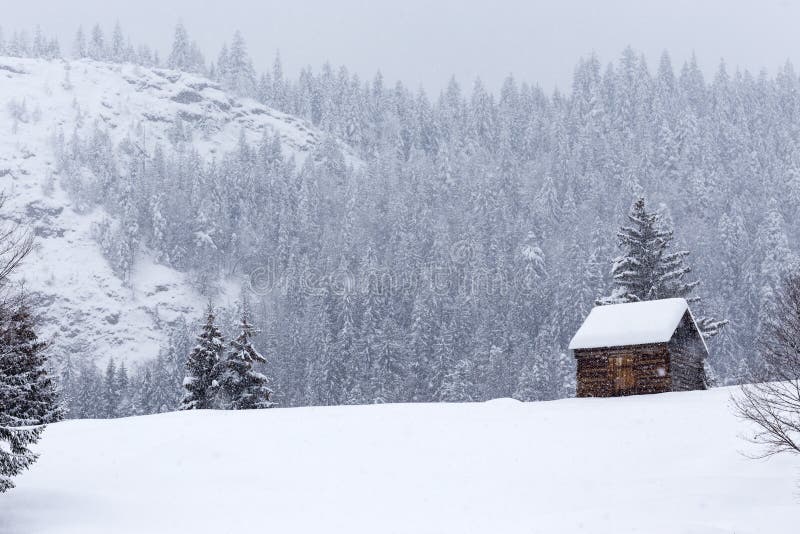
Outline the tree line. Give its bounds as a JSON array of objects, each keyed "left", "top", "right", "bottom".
[{"left": 5, "top": 21, "right": 800, "bottom": 412}]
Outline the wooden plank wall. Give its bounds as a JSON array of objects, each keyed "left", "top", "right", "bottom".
[
  {"left": 575, "top": 344, "right": 672, "bottom": 397},
  {"left": 668, "top": 313, "right": 707, "bottom": 391}
]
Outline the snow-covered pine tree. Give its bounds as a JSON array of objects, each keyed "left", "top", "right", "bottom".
[
  {"left": 188, "top": 41, "right": 206, "bottom": 75},
  {"left": 513, "top": 359, "right": 544, "bottom": 402},
  {"left": 216, "top": 303, "right": 274, "bottom": 410},
  {"left": 439, "top": 359, "right": 475, "bottom": 402},
  {"left": 110, "top": 21, "right": 125, "bottom": 63},
  {"left": 115, "top": 177, "right": 139, "bottom": 282},
  {"left": 136, "top": 366, "right": 155, "bottom": 415},
  {"left": 149, "top": 353, "right": 180, "bottom": 414},
  {"left": 180, "top": 305, "right": 224, "bottom": 410},
  {"left": 0, "top": 209, "right": 45, "bottom": 492},
  {"left": 336, "top": 275, "right": 361, "bottom": 404},
  {"left": 59, "top": 355, "right": 75, "bottom": 417},
  {"left": 102, "top": 358, "right": 119, "bottom": 418},
  {"left": 407, "top": 292, "right": 433, "bottom": 401},
  {"left": 31, "top": 26, "right": 45, "bottom": 58},
  {"left": 72, "top": 26, "right": 86, "bottom": 59},
  {"left": 0, "top": 411, "right": 42, "bottom": 492},
  {"left": 0, "top": 302, "right": 62, "bottom": 425},
  {"left": 117, "top": 362, "right": 134, "bottom": 416},
  {"left": 87, "top": 24, "right": 105, "bottom": 61},
  {"left": 272, "top": 52, "right": 288, "bottom": 111},
  {"left": 376, "top": 317, "right": 405, "bottom": 403},
  {"left": 215, "top": 43, "right": 230, "bottom": 87},
  {"left": 167, "top": 23, "right": 192, "bottom": 72},
  {"left": 599, "top": 197, "right": 697, "bottom": 304},
  {"left": 599, "top": 196, "right": 726, "bottom": 338},
  {"left": 221, "top": 31, "right": 257, "bottom": 98},
  {"left": 67, "top": 360, "right": 102, "bottom": 418},
  {"left": 431, "top": 322, "right": 456, "bottom": 401}
]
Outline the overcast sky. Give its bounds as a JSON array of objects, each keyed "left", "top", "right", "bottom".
[{"left": 3, "top": 0, "right": 800, "bottom": 93}]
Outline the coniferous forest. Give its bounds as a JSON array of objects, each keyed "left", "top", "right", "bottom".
[{"left": 2, "top": 23, "right": 799, "bottom": 416}]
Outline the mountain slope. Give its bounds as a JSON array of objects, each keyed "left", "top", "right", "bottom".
[
  {"left": 0, "top": 388, "right": 796, "bottom": 534},
  {"left": 0, "top": 56, "right": 340, "bottom": 365}
]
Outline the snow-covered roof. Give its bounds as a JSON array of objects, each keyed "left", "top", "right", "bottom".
[{"left": 569, "top": 298, "right": 698, "bottom": 350}]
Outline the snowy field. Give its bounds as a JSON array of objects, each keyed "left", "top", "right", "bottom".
[{"left": 1, "top": 387, "right": 797, "bottom": 534}]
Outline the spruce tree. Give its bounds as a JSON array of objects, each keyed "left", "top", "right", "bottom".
[
  {"left": 439, "top": 359, "right": 475, "bottom": 402},
  {"left": 88, "top": 24, "right": 105, "bottom": 61},
  {"left": 110, "top": 21, "right": 125, "bottom": 62},
  {"left": 224, "top": 31, "right": 257, "bottom": 97},
  {"left": 0, "top": 413, "right": 42, "bottom": 492},
  {"left": 0, "top": 303, "right": 62, "bottom": 425},
  {"left": 600, "top": 197, "right": 726, "bottom": 338},
  {"left": 216, "top": 306, "right": 274, "bottom": 410},
  {"left": 136, "top": 367, "right": 155, "bottom": 415},
  {"left": 167, "top": 23, "right": 191, "bottom": 72},
  {"left": 514, "top": 360, "right": 544, "bottom": 402},
  {"left": 117, "top": 362, "right": 133, "bottom": 416},
  {"left": 599, "top": 197, "right": 698, "bottom": 304},
  {"left": 102, "top": 358, "right": 119, "bottom": 418},
  {"left": 0, "top": 218, "right": 45, "bottom": 492},
  {"left": 180, "top": 306, "right": 224, "bottom": 410}
]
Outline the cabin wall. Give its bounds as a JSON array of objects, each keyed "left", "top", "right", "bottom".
[
  {"left": 667, "top": 313, "right": 708, "bottom": 391},
  {"left": 632, "top": 348, "right": 672, "bottom": 394},
  {"left": 575, "top": 344, "right": 671, "bottom": 397},
  {"left": 575, "top": 353, "right": 611, "bottom": 397}
]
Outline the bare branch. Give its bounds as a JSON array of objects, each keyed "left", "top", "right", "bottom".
[
  {"left": 732, "top": 271, "right": 800, "bottom": 457},
  {"left": 0, "top": 194, "right": 33, "bottom": 290}
]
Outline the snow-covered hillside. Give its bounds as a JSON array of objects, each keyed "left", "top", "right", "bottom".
[
  {"left": 1, "top": 388, "right": 796, "bottom": 534},
  {"left": 0, "top": 56, "right": 338, "bottom": 365}
]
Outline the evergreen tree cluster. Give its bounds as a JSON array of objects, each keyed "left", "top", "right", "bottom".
[
  {"left": 60, "top": 319, "right": 190, "bottom": 418},
  {"left": 12, "top": 25, "right": 800, "bottom": 409},
  {"left": 181, "top": 304, "right": 275, "bottom": 411},
  {"left": 58, "top": 306, "right": 276, "bottom": 418},
  {"left": 0, "top": 25, "right": 60, "bottom": 59},
  {"left": 0, "top": 22, "right": 160, "bottom": 65},
  {"left": 71, "top": 22, "right": 162, "bottom": 66}
]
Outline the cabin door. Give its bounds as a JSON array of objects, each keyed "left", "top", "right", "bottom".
[{"left": 610, "top": 356, "right": 635, "bottom": 396}]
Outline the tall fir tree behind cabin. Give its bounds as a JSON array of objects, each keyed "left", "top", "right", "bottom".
[
  {"left": 599, "top": 197, "right": 698, "bottom": 304},
  {"left": 598, "top": 197, "right": 726, "bottom": 340}
]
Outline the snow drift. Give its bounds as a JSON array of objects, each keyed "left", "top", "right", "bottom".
[{"left": 0, "top": 387, "right": 796, "bottom": 534}]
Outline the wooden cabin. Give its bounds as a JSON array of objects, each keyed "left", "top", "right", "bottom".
[{"left": 568, "top": 298, "right": 708, "bottom": 397}]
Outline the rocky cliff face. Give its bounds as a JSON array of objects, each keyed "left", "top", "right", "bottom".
[{"left": 0, "top": 57, "right": 335, "bottom": 365}]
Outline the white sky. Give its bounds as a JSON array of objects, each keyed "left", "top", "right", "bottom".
[{"left": 2, "top": 0, "right": 800, "bottom": 93}]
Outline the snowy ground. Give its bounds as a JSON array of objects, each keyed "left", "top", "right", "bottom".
[{"left": 1, "top": 387, "right": 797, "bottom": 534}]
